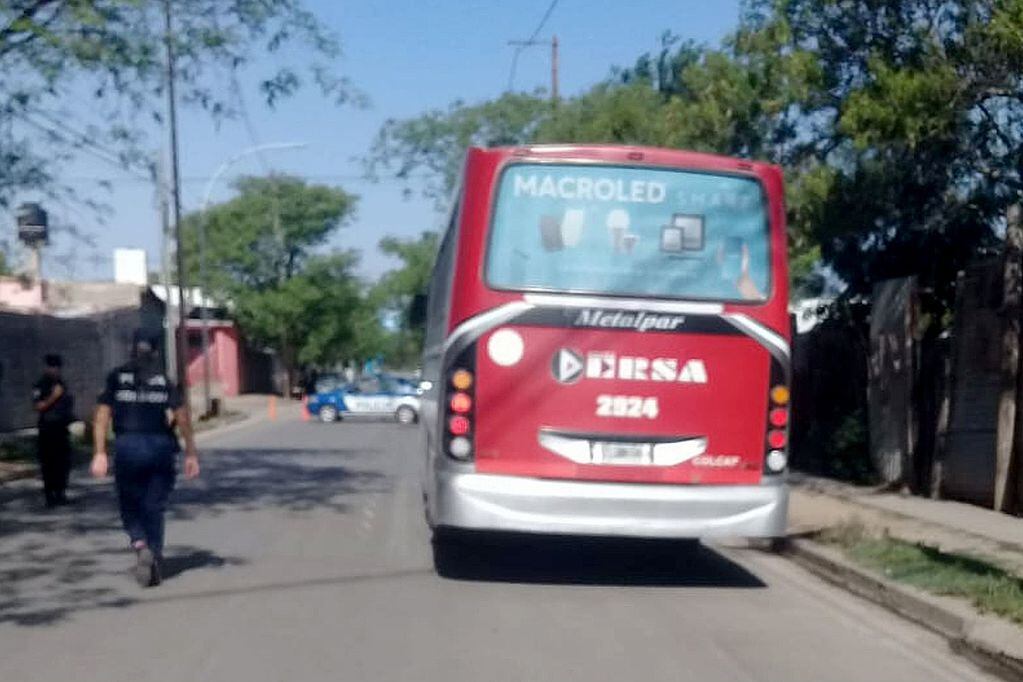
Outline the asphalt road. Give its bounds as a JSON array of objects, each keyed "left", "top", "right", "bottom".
[{"left": 0, "top": 417, "right": 998, "bottom": 682}]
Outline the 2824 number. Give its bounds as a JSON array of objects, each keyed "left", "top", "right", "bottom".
[{"left": 596, "top": 395, "right": 659, "bottom": 419}]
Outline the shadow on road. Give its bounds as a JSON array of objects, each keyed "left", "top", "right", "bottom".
[
  {"left": 0, "top": 446, "right": 389, "bottom": 627},
  {"left": 161, "top": 549, "right": 246, "bottom": 580},
  {"left": 432, "top": 531, "right": 767, "bottom": 588},
  {"left": 169, "top": 447, "right": 391, "bottom": 519}
]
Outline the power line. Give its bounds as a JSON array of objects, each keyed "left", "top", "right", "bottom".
[
  {"left": 16, "top": 112, "right": 153, "bottom": 182},
  {"left": 230, "top": 72, "right": 273, "bottom": 173},
  {"left": 507, "top": 0, "right": 560, "bottom": 91},
  {"left": 526, "top": 0, "right": 560, "bottom": 44},
  {"left": 58, "top": 173, "right": 434, "bottom": 185}
]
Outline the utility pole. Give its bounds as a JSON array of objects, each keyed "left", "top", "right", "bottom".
[
  {"left": 508, "top": 36, "right": 560, "bottom": 103},
  {"left": 551, "top": 35, "right": 559, "bottom": 103},
  {"left": 163, "top": 0, "right": 190, "bottom": 405},
  {"left": 154, "top": 152, "right": 177, "bottom": 381}
]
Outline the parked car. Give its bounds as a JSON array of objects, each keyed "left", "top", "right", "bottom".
[{"left": 306, "top": 374, "right": 420, "bottom": 425}]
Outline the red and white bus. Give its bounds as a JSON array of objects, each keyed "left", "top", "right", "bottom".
[{"left": 421, "top": 144, "right": 790, "bottom": 540}]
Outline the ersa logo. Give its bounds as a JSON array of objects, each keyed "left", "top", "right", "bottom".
[{"left": 552, "top": 349, "right": 708, "bottom": 385}]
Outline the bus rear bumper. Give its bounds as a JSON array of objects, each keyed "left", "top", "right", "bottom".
[{"left": 430, "top": 472, "right": 788, "bottom": 539}]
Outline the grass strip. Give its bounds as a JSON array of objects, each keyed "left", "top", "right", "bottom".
[{"left": 821, "top": 524, "right": 1023, "bottom": 625}]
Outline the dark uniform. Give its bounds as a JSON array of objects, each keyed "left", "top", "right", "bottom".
[
  {"left": 33, "top": 372, "right": 73, "bottom": 506},
  {"left": 98, "top": 360, "right": 182, "bottom": 558}
]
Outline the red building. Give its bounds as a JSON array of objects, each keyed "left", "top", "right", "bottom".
[{"left": 185, "top": 319, "right": 243, "bottom": 397}]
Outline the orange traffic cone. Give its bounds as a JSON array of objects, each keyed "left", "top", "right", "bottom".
[
  {"left": 301, "top": 394, "right": 310, "bottom": 422},
  {"left": 268, "top": 396, "right": 277, "bottom": 421}
]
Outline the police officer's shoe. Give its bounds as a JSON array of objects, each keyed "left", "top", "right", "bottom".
[
  {"left": 150, "top": 556, "right": 163, "bottom": 587},
  {"left": 134, "top": 546, "right": 158, "bottom": 588}
]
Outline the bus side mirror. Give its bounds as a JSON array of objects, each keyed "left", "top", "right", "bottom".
[{"left": 408, "top": 293, "right": 428, "bottom": 328}]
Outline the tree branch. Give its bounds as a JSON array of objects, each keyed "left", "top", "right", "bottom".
[{"left": 0, "top": 0, "right": 63, "bottom": 59}]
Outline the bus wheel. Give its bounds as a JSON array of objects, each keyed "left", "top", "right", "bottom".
[
  {"left": 431, "top": 528, "right": 469, "bottom": 577},
  {"left": 318, "top": 405, "right": 340, "bottom": 423},
  {"left": 395, "top": 405, "right": 418, "bottom": 425},
  {"left": 749, "top": 537, "right": 787, "bottom": 553}
]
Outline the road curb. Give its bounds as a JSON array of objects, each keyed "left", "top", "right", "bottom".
[
  {"left": 783, "top": 537, "right": 1023, "bottom": 682},
  {"left": 194, "top": 412, "right": 261, "bottom": 444}
]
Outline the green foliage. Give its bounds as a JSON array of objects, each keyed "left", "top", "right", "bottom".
[
  {"left": 826, "top": 407, "right": 871, "bottom": 481},
  {"left": 234, "top": 253, "right": 363, "bottom": 369},
  {"left": 839, "top": 59, "right": 961, "bottom": 150},
  {"left": 827, "top": 533, "right": 1023, "bottom": 625},
  {"left": 367, "top": 16, "right": 826, "bottom": 285},
  {"left": 764, "top": 0, "right": 1021, "bottom": 318},
  {"left": 0, "top": 0, "right": 354, "bottom": 210},
  {"left": 366, "top": 92, "right": 550, "bottom": 204},
  {"left": 375, "top": 231, "right": 438, "bottom": 308},
  {"left": 367, "top": 1, "right": 1023, "bottom": 326},
  {"left": 536, "top": 82, "right": 667, "bottom": 146},
  {"left": 183, "top": 174, "right": 356, "bottom": 288},
  {"left": 369, "top": 231, "right": 439, "bottom": 367},
  {"left": 181, "top": 175, "right": 361, "bottom": 372}
]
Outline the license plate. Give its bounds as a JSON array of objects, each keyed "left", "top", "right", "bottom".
[{"left": 593, "top": 441, "right": 649, "bottom": 465}]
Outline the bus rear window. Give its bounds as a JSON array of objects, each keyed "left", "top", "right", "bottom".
[{"left": 486, "top": 163, "right": 770, "bottom": 302}]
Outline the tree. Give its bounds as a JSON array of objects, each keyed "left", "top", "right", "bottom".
[
  {"left": 0, "top": 0, "right": 356, "bottom": 262},
  {"left": 366, "top": 25, "right": 825, "bottom": 289},
  {"left": 748, "top": 0, "right": 1022, "bottom": 316},
  {"left": 180, "top": 175, "right": 360, "bottom": 384},
  {"left": 366, "top": 92, "right": 550, "bottom": 205},
  {"left": 370, "top": 231, "right": 438, "bottom": 367}
]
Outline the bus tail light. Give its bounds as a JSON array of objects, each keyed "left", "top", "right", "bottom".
[
  {"left": 765, "top": 450, "right": 787, "bottom": 473},
  {"left": 449, "top": 437, "right": 472, "bottom": 459},
  {"left": 764, "top": 365, "right": 790, "bottom": 475},
  {"left": 451, "top": 369, "right": 473, "bottom": 390},
  {"left": 450, "top": 392, "right": 472, "bottom": 414},
  {"left": 448, "top": 415, "right": 471, "bottom": 436},
  {"left": 444, "top": 347, "right": 476, "bottom": 461}
]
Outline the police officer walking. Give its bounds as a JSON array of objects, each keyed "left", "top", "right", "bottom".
[
  {"left": 90, "top": 330, "right": 200, "bottom": 587},
  {"left": 33, "top": 354, "right": 74, "bottom": 507}
]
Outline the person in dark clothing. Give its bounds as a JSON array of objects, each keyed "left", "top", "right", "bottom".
[
  {"left": 33, "top": 354, "right": 74, "bottom": 507},
  {"left": 90, "top": 330, "right": 200, "bottom": 588}
]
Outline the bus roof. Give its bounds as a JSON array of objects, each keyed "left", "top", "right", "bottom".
[{"left": 476, "top": 144, "right": 780, "bottom": 175}]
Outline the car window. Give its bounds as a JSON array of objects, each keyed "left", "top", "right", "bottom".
[
  {"left": 315, "top": 377, "right": 340, "bottom": 393},
  {"left": 358, "top": 378, "right": 381, "bottom": 394}
]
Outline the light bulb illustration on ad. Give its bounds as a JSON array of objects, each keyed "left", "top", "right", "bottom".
[{"left": 606, "top": 208, "right": 637, "bottom": 253}]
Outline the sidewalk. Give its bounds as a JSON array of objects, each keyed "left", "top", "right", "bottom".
[
  {"left": 789, "top": 473, "right": 1023, "bottom": 577},
  {"left": 787, "top": 472, "right": 1023, "bottom": 680},
  {"left": 0, "top": 394, "right": 296, "bottom": 483}
]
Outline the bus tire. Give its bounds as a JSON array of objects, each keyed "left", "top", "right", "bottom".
[
  {"left": 430, "top": 527, "right": 470, "bottom": 576},
  {"left": 749, "top": 537, "right": 787, "bottom": 554}
]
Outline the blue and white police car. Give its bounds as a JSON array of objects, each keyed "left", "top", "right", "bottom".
[{"left": 307, "top": 374, "right": 421, "bottom": 425}]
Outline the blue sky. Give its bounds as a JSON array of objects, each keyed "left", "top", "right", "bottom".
[{"left": 35, "top": 0, "right": 744, "bottom": 283}]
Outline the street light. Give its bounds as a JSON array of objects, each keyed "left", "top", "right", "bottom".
[{"left": 197, "top": 141, "right": 306, "bottom": 417}]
